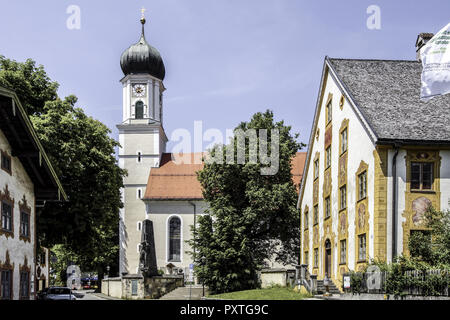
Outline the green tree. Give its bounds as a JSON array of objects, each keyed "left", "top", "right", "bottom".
[
  {"left": 189, "top": 110, "right": 304, "bottom": 294},
  {"left": 0, "top": 55, "right": 58, "bottom": 115},
  {"left": 0, "top": 56, "right": 125, "bottom": 282},
  {"left": 31, "top": 96, "right": 125, "bottom": 281},
  {"left": 408, "top": 207, "right": 450, "bottom": 266}
]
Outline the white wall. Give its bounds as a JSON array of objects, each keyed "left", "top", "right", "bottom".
[
  {"left": 145, "top": 200, "right": 207, "bottom": 272},
  {"left": 300, "top": 69, "right": 376, "bottom": 277},
  {"left": 0, "top": 129, "right": 36, "bottom": 300}
]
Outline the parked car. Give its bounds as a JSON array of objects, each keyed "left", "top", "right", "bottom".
[
  {"left": 44, "top": 287, "right": 77, "bottom": 300},
  {"left": 37, "top": 287, "right": 49, "bottom": 300}
]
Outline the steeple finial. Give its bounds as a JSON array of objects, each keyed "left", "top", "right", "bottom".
[
  {"left": 139, "top": 7, "right": 147, "bottom": 41},
  {"left": 140, "top": 7, "right": 146, "bottom": 24}
]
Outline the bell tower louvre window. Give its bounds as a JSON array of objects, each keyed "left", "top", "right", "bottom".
[{"left": 135, "top": 101, "right": 144, "bottom": 119}]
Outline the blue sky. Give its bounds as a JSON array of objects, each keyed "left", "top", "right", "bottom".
[{"left": 0, "top": 0, "right": 449, "bottom": 152}]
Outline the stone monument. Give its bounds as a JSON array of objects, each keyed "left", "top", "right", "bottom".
[{"left": 139, "top": 219, "right": 158, "bottom": 277}]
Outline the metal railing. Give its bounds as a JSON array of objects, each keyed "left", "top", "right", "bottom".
[
  {"left": 296, "top": 264, "right": 317, "bottom": 294},
  {"left": 342, "top": 269, "right": 450, "bottom": 296}
]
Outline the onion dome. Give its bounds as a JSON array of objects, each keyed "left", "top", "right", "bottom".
[{"left": 120, "top": 16, "right": 165, "bottom": 80}]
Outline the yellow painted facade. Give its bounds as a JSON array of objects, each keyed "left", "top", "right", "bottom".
[{"left": 402, "top": 150, "right": 441, "bottom": 256}]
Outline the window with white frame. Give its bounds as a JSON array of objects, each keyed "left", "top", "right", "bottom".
[
  {"left": 324, "top": 197, "right": 331, "bottom": 219},
  {"left": 326, "top": 100, "right": 332, "bottom": 124},
  {"left": 411, "top": 162, "right": 433, "bottom": 190},
  {"left": 340, "top": 185, "right": 347, "bottom": 210},
  {"left": 314, "top": 205, "right": 318, "bottom": 225},
  {"left": 314, "top": 159, "right": 319, "bottom": 180},
  {"left": 340, "top": 239, "right": 346, "bottom": 264},
  {"left": 341, "top": 128, "right": 347, "bottom": 154},
  {"left": 358, "top": 234, "right": 366, "bottom": 262},
  {"left": 168, "top": 216, "right": 181, "bottom": 262},
  {"left": 326, "top": 146, "right": 331, "bottom": 169},
  {"left": 304, "top": 210, "right": 309, "bottom": 229},
  {"left": 1, "top": 201, "right": 12, "bottom": 231},
  {"left": 314, "top": 248, "right": 318, "bottom": 268},
  {"left": 358, "top": 172, "right": 367, "bottom": 200}
]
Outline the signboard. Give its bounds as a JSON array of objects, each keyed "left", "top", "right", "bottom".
[
  {"left": 131, "top": 280, "right": 138, "bottom": 296},
  {"left": 343, "top": 276, "right": 351, "bottom": 289}
]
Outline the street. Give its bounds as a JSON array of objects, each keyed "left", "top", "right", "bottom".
[{"left": 73, "top": 290, "right": 107, "bottom": 300}]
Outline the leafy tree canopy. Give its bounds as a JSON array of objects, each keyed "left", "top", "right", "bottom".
[
  {"left": 0, "top": 55, "right": 58, "bottom": 115},
  {"left": 408, "top": 207, "right": 450, "bottom": 267},
  {"left": 189, "top": 110, "right": 304, "bottom": 294},
  {"left": 0, "top": 56, "right": 125, "bottom": 278}
]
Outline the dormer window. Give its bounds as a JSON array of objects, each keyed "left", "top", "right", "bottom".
[{"left": 135, "top": 101, "right": 144, "bottom": 119}]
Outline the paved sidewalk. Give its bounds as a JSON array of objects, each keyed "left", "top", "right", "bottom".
[
  {"left": 89, "top": 292, "right": 122, "bottom": 300},
  {"left": 159, "top": 286, "right": 206, "bottom": 300}
]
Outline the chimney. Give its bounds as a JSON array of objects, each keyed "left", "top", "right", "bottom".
[{"left": 415, "top": 33, "right": 434, "bottom": 61}]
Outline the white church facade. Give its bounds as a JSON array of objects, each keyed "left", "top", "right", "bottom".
[{"left": 117, "top": 16, "right": 306, "bottom": 278}]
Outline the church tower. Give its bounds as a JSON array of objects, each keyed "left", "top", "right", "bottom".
[{"left": 117, "top": 12, "right": 167, "bottom": 275}]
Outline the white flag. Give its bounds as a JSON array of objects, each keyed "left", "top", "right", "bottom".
[{"left": 420, "top": 22, "right": 450, "bottom": 101}]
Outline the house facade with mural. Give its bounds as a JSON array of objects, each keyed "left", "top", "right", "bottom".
[
  {"left": 297, "top": 34, "right": 450, "bottom": 288},
  {"left": 0, "top": 87, "right": 66, "bottom": 300}
]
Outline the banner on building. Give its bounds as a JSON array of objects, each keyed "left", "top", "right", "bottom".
[{"left": 420, "top": 22, "right": 450, "bottom": 101}]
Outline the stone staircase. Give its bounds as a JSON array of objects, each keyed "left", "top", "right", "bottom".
[
  {"left": 159, "top": 285, "right": 206, "bottom": 300},
  {"left": 316, "top": 279, "right": 342, "bottom": 295}
]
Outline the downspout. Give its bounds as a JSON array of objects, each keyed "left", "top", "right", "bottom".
[
  {"left": 188, "top": 201, "right": 197, "bottom": 261},
  {"left": 391, "top": 146, "right": 399, "bottom": 262}
]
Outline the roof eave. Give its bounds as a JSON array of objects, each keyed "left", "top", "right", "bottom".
[
  {"left": 142, "top": 197, "right": 204, "bottom": 201},
  {"left": 0, "top": 87, "right": 68, "bottom": 202},
  {"left": 297, "top": 57, "right": 329, "bottom": 210},
  {"left": 376, "top": 138, "right": 450, "bottom": 147}
]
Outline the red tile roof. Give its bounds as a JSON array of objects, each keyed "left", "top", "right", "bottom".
[{"left": 144, "top": 152, "right": 306, "bottom": 200}]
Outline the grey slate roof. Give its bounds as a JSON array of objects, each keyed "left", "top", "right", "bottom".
[{"left": 327, "top": 58, "right": 450, "bottom": 144}]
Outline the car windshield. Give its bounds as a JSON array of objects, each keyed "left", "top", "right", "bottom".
[{"left": 49, "top": 288, "right": 71, "bottom": 295}]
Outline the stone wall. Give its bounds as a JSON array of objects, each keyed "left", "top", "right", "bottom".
[
  {"left": 260, "top": 269, "right": 296, "bottom": 288},
  {"left": 101, "top": 277, "right": 123, "bottom": 299},
  {"left": 144, "top": 275, "right": 184, "bottom": 299},
  {"left": 102, "top": 274, "right": 184, "bottom": 299}
]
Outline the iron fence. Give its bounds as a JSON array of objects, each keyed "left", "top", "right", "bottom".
[{"left": 342, "top": 269, "right": 450, "bottom": 296}]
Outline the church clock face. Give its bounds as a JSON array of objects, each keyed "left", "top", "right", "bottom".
[{"left": 132, "top": 84, "right": 146, "bottom": 97}]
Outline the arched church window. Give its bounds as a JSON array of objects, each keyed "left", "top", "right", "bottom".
[
  {"left": 135, "top": 101, "right": 144, "bottom": 119},
  {"left": 168, "top": 216, "right": 181, "bottom": 262}
]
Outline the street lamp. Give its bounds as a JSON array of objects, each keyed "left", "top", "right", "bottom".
[
  {"left": 106, "top": 266, "right": 110, "bottom": 297},
  {"left": 200, "top": 256, "right": 206, "bottom": 297}
]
